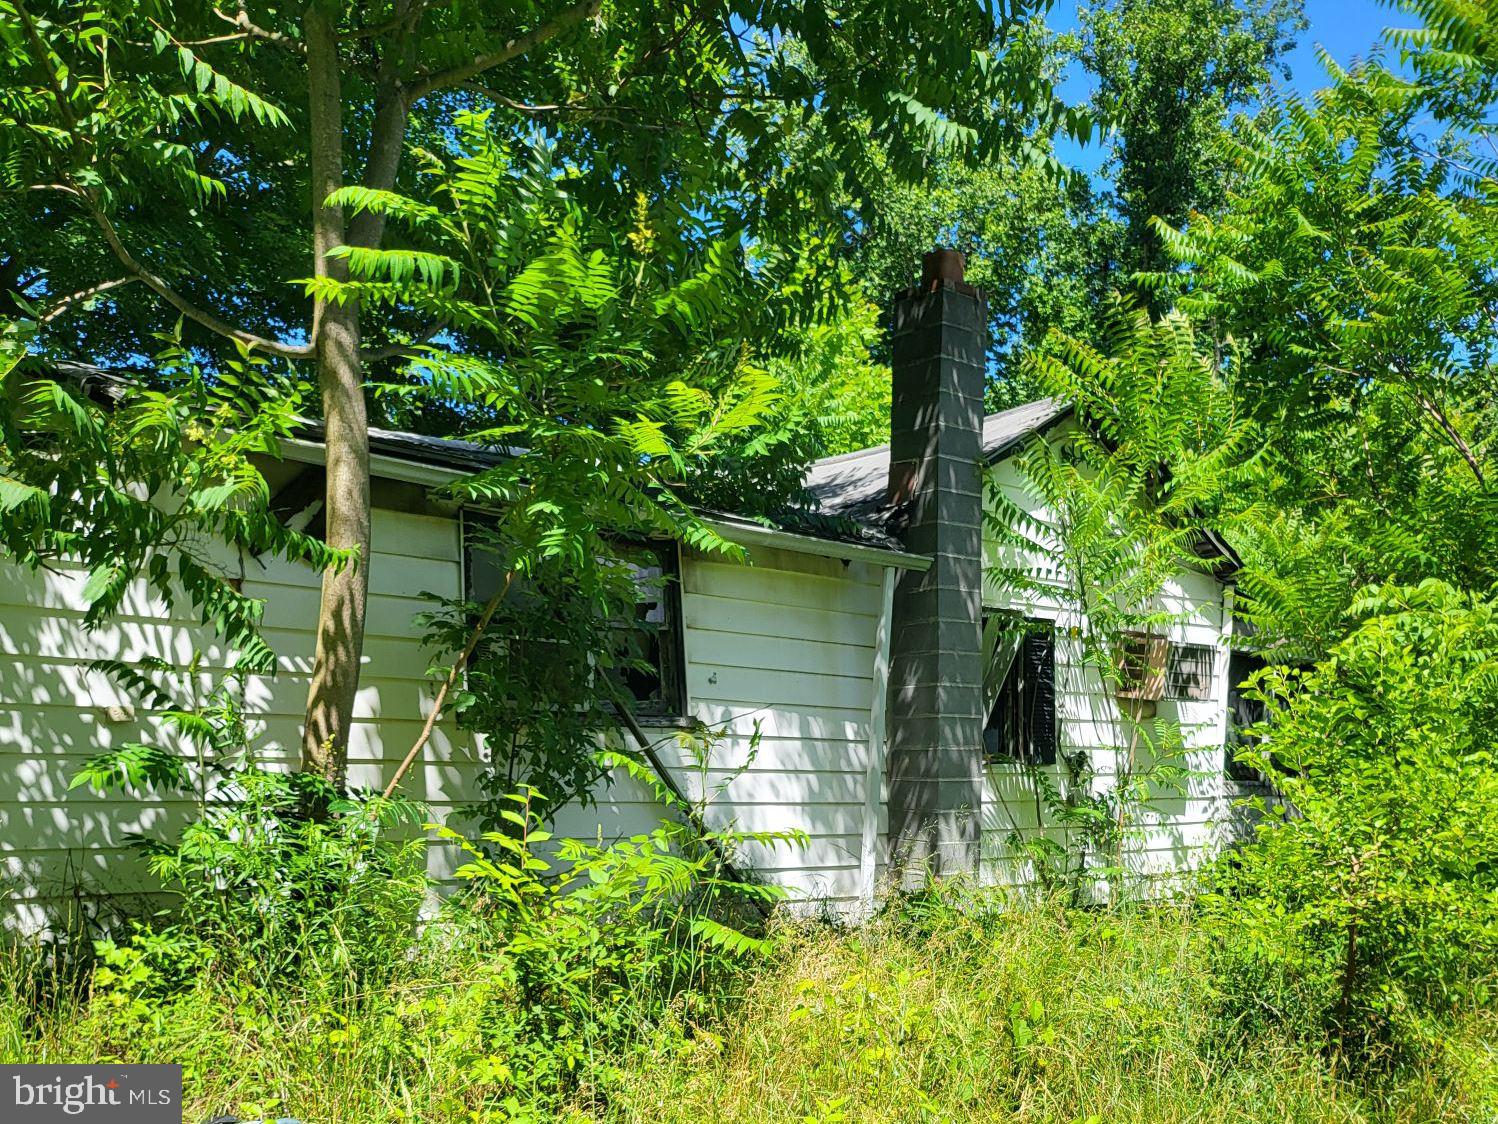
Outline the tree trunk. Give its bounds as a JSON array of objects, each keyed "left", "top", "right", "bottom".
[{"left": 301, "top": 3, "right": 370, "bottom": 788}]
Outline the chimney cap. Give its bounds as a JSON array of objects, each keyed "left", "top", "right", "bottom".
[{"left": 921, "top": 248, "right": 965, "bottom": 288}]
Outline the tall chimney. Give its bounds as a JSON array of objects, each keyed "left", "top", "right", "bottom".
[{"left": 885, "top": 248, "right": 986, "bottom": 883}]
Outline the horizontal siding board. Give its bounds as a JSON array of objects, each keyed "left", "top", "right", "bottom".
[
  {"left": 688, "top": 664, "right": 873, "bottom": 712},
  {"left": 0, "top": 610, "right": 440, "bottom": 679},
  {"left": 684, "top": 560, "right": 881, "bottom": 617},
  {"left": 684, "top": 593, "right": 879, "bottom": 648},
  {"left": 737, "top": 834, "right": 862, "bottom": 872},
  {"left": 249, "top": 551, "right": 459, "bottom": 601},
  {"left": 0, "top": 535, "right": 458, "bottom": 617},
  {"left": 642, "top": 735, "right": 871, "bottom": 774},
  {"left": 0, "top": 663, "right": 451, "bottom": 721},
  {"left": 684, "top": 629, "right": 873, "bottom": 678},
  {"left": 254, "top": 587, "right": 432, "bottom": 640},
  {"left": 694, "top": 772, "right": 867, "bottom": 802},
  {"left": 688, "top": 703, "right": 871, "bottom": 741}
]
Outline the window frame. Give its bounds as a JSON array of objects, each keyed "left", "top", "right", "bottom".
[
  {"left": 1225, "top": 650, "right": 1289, "bottom": 786},
  {"left": 982, "top": 612, "right": 1058, "bottom": 767},
  {"left": 611, "top": 538, "right": 688, "bottom": 720},
  {"left": 461, "top": 521, "right": 688, "bottom": 721}
]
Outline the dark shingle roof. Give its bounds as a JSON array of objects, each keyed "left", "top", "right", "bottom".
[
  {"left": 803, "top": 398, "right": 1069, "bottom": 523},
  {"left": 53, "top": 362, "right": 1076, "bottom": 560},
  {"left": 300, "top": 421, "right": 518, "bottom": 474}
]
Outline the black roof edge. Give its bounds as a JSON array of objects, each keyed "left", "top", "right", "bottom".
[
  {"left": 37, "top": 363, "right": 909, "bottom": 557},
  {"left": 1188, "top": 527, "right": 1242, "bottom": 580}
]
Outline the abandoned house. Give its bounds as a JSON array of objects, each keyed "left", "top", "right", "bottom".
[{"left": 2, "top": 251, "right": 1255, "bottom": 928}]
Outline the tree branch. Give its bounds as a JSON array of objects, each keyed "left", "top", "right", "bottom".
[
  {"left": 455, "top": 83, "right": 666, "bottom": 128},
  {"left": 383, "top": 570, "right": 514, "bottom": 799},
  {"left": 340, "top": 1, "right": 431, "bottom": 41},
  {"left": 86, "top": 200, "right": 312, "bottom": 358},
  {"left": 360, "top": 318, "right": 447, "bottom": 361},
  {"left": 17, "top": 0, "right": 310, "bottom": 358},
  {"left": 348, "top": 0, "right": 418, "bottom": 251},
  {"left": 1418, "top": 392, "right": 1487, "bottom": 487},
  {"left": 38, "top": 276, "right": 140, "bottom": 324},
  {"left": 211, "top": 4, "right": 304, "bottom": 53},
  {"left": 13, "top": 0, "right": 77, "bottom": 129},
  {"left": 407, "top": 0, "right": 602, "bottom": 99},
  {"left": 458, "top": 83, "right": 570, "bottom": 113}
]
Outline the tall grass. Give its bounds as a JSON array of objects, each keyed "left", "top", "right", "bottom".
[
  {"left": 5, "top": 886, "right": 1493, "bottom": 1122},
  {"left": 0, "top": 900, "right": 746, "bottom": 1122},
  {"left": 607, "top": 889, "right": 1498, "bottom": 1124}
]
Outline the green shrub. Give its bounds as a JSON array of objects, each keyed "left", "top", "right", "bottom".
[
  {"left": 1207, "top": 581, "right": 1498, "bottom": 1060},
  {"left": 5, "top": 766, "right": 785, "bottom": 1120},
  {"left": 423, "top": 780, "right": 789, "bottom": 1109},
  {"left": 131, "top": 768, "right": 430, "bottom": 990}
]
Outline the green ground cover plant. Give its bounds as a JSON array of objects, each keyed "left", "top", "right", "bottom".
[
  {"left": 610, "top": 892, "right": 1497, "bottom": 1124},
  {"left": 6, "top": 884, "right": 1494, "bottom": 1123}
]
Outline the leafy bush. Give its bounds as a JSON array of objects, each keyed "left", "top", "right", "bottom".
[
  {"left": 1207, "top": 581, "right": 1498, "bottom": 1059},
  {"left": 67, "top": 659, "right": 430, "bottom": 990},
  {"left": 416, "top": 777, "right": 788, "bottom": 1109},
  {"left": 9, "top": 757, "right": 787, "bottom": 1119},
  {"left": 130, "top": 769, "right": 429, "bottom": 990}
]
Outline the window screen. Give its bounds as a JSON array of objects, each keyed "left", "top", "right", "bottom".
[
  {"left": 1165, "top": 643, "right": 1215, "bottom": 701},
  {"left": 983, "top": 614, "right": 1056, "bottom": 765}
]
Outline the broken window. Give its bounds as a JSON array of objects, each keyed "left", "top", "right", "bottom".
[
  {"left": 464, "top": 530, "right": 685, "bottom": 718},
  {"left": 982, "top": 613, "right": 1056, "bottom": 765},
  {"left": 1225, "top": 650, "right": 1273, "bottom": 785},
  {"left": 610, "top": 541, "right": 686, "bottom": 717}
]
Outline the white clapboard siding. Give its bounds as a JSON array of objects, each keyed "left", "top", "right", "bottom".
[
  {"left": 5, "top": 434, "right": 1248, "bottom": 925},
  {"left": 552, "top": 545, "right": 885, "bottom": 913},
  {"left": 0, "top": 506, "right": 484, "bottom": 924},
  {"left": 978, "top": 445, "right": 1246, "bottom": 890}
]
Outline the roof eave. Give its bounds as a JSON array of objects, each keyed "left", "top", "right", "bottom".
[{"left": 276, "top": 437, "right": 929, "bottom": 572}]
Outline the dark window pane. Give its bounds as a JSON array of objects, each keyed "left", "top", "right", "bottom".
[
  {"left": 1225, "top": 651, "right": 1271, "bottom": 784},
  {"left": 613, "top": 542, "right": 684, "bottom": 716},
  {"left": 463, "top": 525, "right": 686, "bottom": 718}
]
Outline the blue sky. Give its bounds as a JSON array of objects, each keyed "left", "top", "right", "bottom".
[{"left": 1052, "top": 0, "right": 1404, "bottom": 174}]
